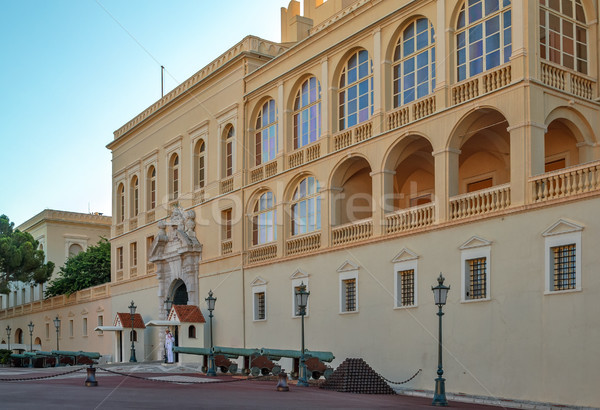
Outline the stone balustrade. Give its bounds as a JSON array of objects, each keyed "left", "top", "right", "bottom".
[
  {"left": 247, "top": 243, "right": 277, "bottom": 264},
  {"left": 286, "top": 232, "right": 321, "bottom": 255},
  {"left": 221, "top": 177, "right": 234, "bottom": 194},
  {"left": 385, "top": 203, "right": 435, "bottom": 234},
  {"left": 450, "top": 183, "right": 511, "bottom": 220},
  {"left": 221, "top": 239, "right": 233, "bottom": 255},
  {"left": 540, "top": 62, "right": 595, "bottom": 100},
  {"left": 530, "top": 160, "right": 600, "bottom": 203},
  {"left": 333, "top": 120, "right": 373, "bottom": 151},
  {"left": 332, "top": 218, "right": 373, "bottom": 246}
]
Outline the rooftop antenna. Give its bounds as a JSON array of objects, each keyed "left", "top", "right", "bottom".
[{"left": 161, "top": 65, "right": 165, "bottom": 98}]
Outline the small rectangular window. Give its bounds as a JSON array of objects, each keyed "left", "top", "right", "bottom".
[
  {"left": 397, "top": 269, "right": 415, "bottom": 307},
  {"left": 98, "top": 315, "right": 104, "bottom": 335},
  {"left": 45, "top": 323, "right": 50, "bottom": 339},
  {"left": 69, "top": 320, "right": 74, "bottom": 337},
  {"left": 130, "top": 242, "right": 137, "bottom": 267},
  {"left": 222, "top": 209, "right": 232, "bottom": 240},
  {"left": 466, "top": 258, "right": 487, "bottom": 300},
  {"left": 254, "top": 292, "right": 266, "bottom": 320},
  {"left": 342, "top": 279, "right": 357, "bottom": 312},
  {"left": 83, "top": 318, "right": 88, "bottom": 336},
  {"left": 117, "top": 247, "right": 123, "bottom": 270},
  {"left": 551, "top": 244, "right": 576, "bottom": 291}
]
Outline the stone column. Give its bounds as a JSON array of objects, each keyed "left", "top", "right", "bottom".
[
  {"left": 370, "top": 170, "right": 395, "bottom": 236},
  {"left": 507, "top": 122, "right": 547, "bottom": 206},
  {"left": 433, "top": 148, "right": 460, "bottom": 222},
  {"left": 371, "top": 28, "right": 384, "bottom": 135}
]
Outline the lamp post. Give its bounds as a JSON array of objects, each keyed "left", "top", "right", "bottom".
[
  {"left": 205, "top": 290, "right": 216, "bottom": 376},
  {"left": 27, "top": 321, "right": 34, "bottom": 352},
  {"left": 53, "top": 316, "right": 61, "bottom": 350},
  {"left": 128, "top": 300, "right": 137, "bottom": 363},
  {"left": 295, "top": 282, "right": 310, "bottom": 387},
  {"left": 163, "top": 297, "right": 173, "bottom": 363},
  {"left": 5, "top": 325, "right": 11, "bottom": 351},
  {"left": 431, "top": 273, "right": 450, "bottom": 406}
]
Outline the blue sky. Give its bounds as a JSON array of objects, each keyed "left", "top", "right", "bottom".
[{"left": 0, "top": 0, "right": 292, "bottom": 227}]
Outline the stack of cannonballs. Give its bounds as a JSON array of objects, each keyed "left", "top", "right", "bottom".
[{"left": 319, "top": 358, "right": 396, "bottom": 394}]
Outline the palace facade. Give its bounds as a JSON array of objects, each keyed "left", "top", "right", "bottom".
[{"left": 2, "top": 0, "right": 600, "bottom": 407}]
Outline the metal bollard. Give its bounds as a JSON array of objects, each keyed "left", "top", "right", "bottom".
[
  {"left": 85, "top": 365, "right": 98, "bottom": 387},
  {"left": 276, "top": 371, "right": 289, "bottom": 392}
]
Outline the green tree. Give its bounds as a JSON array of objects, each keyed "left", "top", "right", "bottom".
[
  {"left": 44, "top": 238, "right": 110, "bottom": 297},
  {"left": 0, "top": 214, "right": 54, "bottom": 294}
]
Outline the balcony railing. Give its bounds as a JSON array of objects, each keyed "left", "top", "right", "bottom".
[
  {"left": 147, "top": 263, "right": 156, "bottom": 274},
  {"left": 452, "top": 63, "right": 512, "bottom": 105},
  {"left": 115, "top": 223, "right": 123, "bottom": 236},
  {"left": 221, "top": 239, "right": 233, "bottom": 255},
  {"left": 385, "top": 203, "right": 435, "bottom": 234},
  {"left": 450, "top": 183, "right": 511, "bottom": 220},
  {"left": 129, "top": 217, "right": 138, "bottom": 230},
  {"left": 193, "top": 189, "right": 205, "bottom": 205},
  {"left": 387, "top": 95, "right": 437, "bottom": 130},
  {"left": 146, "top": 210, "right": 155, "bottom": 223},
  {"left": 333, "top": 120, "right": 373, "bottom": 151},
  {"left": 540, "top": 61, "right": 595, "bottom": 100},
  {"left": 130, "top": 267, "right": 138, "bottom": 278},
  {"left": 250, "top": 160, "right": 277, "bottom": 183},
  {"left": 530, "top": 160, "right": 600, "bottom": 203},
  {"left": 286, "top": 232, "right": 321, "bottom": 255},
  {"left": 221, "top": 177, "right": 234, "bottom": 194},
  {"left": 247, "top": 243, "right": 277, "bottom": 264},
  {"left": 288, "top": 141, "right": 322, "bottom": 168},
  {"left": 332, "top": 218, "right": 373, "bottom": 246}
]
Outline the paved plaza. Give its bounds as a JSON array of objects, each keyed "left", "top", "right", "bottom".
[{"left": 0, "top": 363, "right": 507, "bottom": 409}]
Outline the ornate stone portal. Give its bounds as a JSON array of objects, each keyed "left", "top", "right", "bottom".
[{"left": 148, "top": 207, "right": 202, "bottom": 359}]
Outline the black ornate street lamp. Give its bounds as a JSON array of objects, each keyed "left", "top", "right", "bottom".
[
  {"left": 129, "top": 301, "right": 137, "bottom": 363},
  {"left": 295, "top": 282, "right": 310, "bottom": 387},
  {"left": 5, "top": 325, "right": 11, "bottom": 351},
  {"left": 53, "top": 316, "right": 61, "bottom": 350},
  {"left": 27, "top": 321, "right": 34, "bottom": 352},
  {"left": 431, "top": 273, "right": 450, "bottom": 406},
  {"left": 205, "top": 290, "right": 217, "bottom": 376}
]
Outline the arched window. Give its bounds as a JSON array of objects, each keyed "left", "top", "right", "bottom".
[
  {"left": 338, "top": 49, "right": 373, "bottom": 130},
  {"left": 147, "top": 166, "right": 156, "bottom": 210},
  {"left": 540, "top": 0, "right": 587, "bottom": 74},
  {"left": 456, "top": 0, "right": 512, "bottom": 82},
  {"left": 255, "top": 100, "right": 278, "bottom": 166},
  {"left": 188, "top": 325, "right": 196, "bottom": 338},
  {"left": 291, "top": 177, "right": 321, "bottom": 236},
  {"left": 293, "top": 77, "right": 321, "bottom": 149},
  {"left": 68, "top": 243, "right": 83, "bottom": 257},
  {"left": 169, "top": 154, "right": 179, "bottom": 200},
  {"left": 393, "top": 18, "right": 436, "bottom": 107},
  {"left": 117, "top": 183, "right": 125, "bottom": 223},
  {"left": 252, "top": 192, "right": 276, "bottom": 245},
  {"left": 224, "top": 126, "right": 234, "bottom": 177},
  {"left": 130, "top": 176, "right": 139, "bottom": 217},
  {"left": 194, "top": 140, "right": 206, "bottom": 189}
]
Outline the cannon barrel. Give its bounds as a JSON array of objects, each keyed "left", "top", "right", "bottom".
[
  {"left": 173, "top": 346, "right": 211, "bottom": 356},
  {"left": 259, "top": 348, "right": 334, "bottom": 362},
  {"left": 211, "top": 346, "right": 260, "bottom": 357},
  {"left": 51, "top": 350, "right": 101, "bottom": 359},
  {"left": 174, "top": 346, "right": 238, "bottom": 359}
]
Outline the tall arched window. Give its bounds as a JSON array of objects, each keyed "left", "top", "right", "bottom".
[
  {"left": 393, "top": 18, "right": 436, "bottom": 107},
  {"left": 456, "top": 0, "right": 512, "bottom": 82},
  {"left": 117, "top": 183, "right": 125, "bottom": 223},
  {"left": 169, "top": 154, "right": 179, "bottom": 200},
  {"left": 130, "top": 176, "right": 139, "bottom": 217},
  {"left": 147, "top": 166, "right": 156, "bottom": 210},
  {"left": 338, "top": 49, "right": 373, "bottom": 130},
  {"left": 540, "top": 0, "right": 587, "bottom": 74},
  {"left": 291, "top": 176, "right": 321, "bottom": 236},
  {"left": 224, "top": 126, "right": 234, "bottom": 177},
  {"left": 252, "top": 192, "right": 276, "bottom": 245},
  {"left": 293, "top": 77, "right": 321, "bottom": 149},
  {"left": 194, "top": 140, "right": 206, "bottom": 189},
  {"left": 255, "top": 100, "right": 277, "bottom": 166}
]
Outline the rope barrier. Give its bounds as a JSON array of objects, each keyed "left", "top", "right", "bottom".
[{"left": 95, "top": 367, "right": 269, "bottom": 385}]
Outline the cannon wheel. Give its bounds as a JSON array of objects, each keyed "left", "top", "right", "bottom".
[
  {"left": 261, "top": 368, "right": 270, "bottom": 376},
  {"left": 219, "top": 366, "right": 228, "bottom": 373},
  {"left": 311, "top": 371, "right": 321, "bottom": 380},
  {"left": 323, "top": 368, "right": 334, "bottom": 380},
  {"left": 228, "top": 363, "right": 238, "bottom": 374},
  {"left": 271, "top": 365, "right": 281, "bottom": 376},
  {"left": 201, "top": 366, "right": 208, "bottom": 373},
  {"left": 250, "top": 366, "right": 260, "bottom": 377}
]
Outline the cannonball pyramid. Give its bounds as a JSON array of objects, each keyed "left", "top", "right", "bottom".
[{"left": 319, "top": 358, "right": 396, "bottom": 394}]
